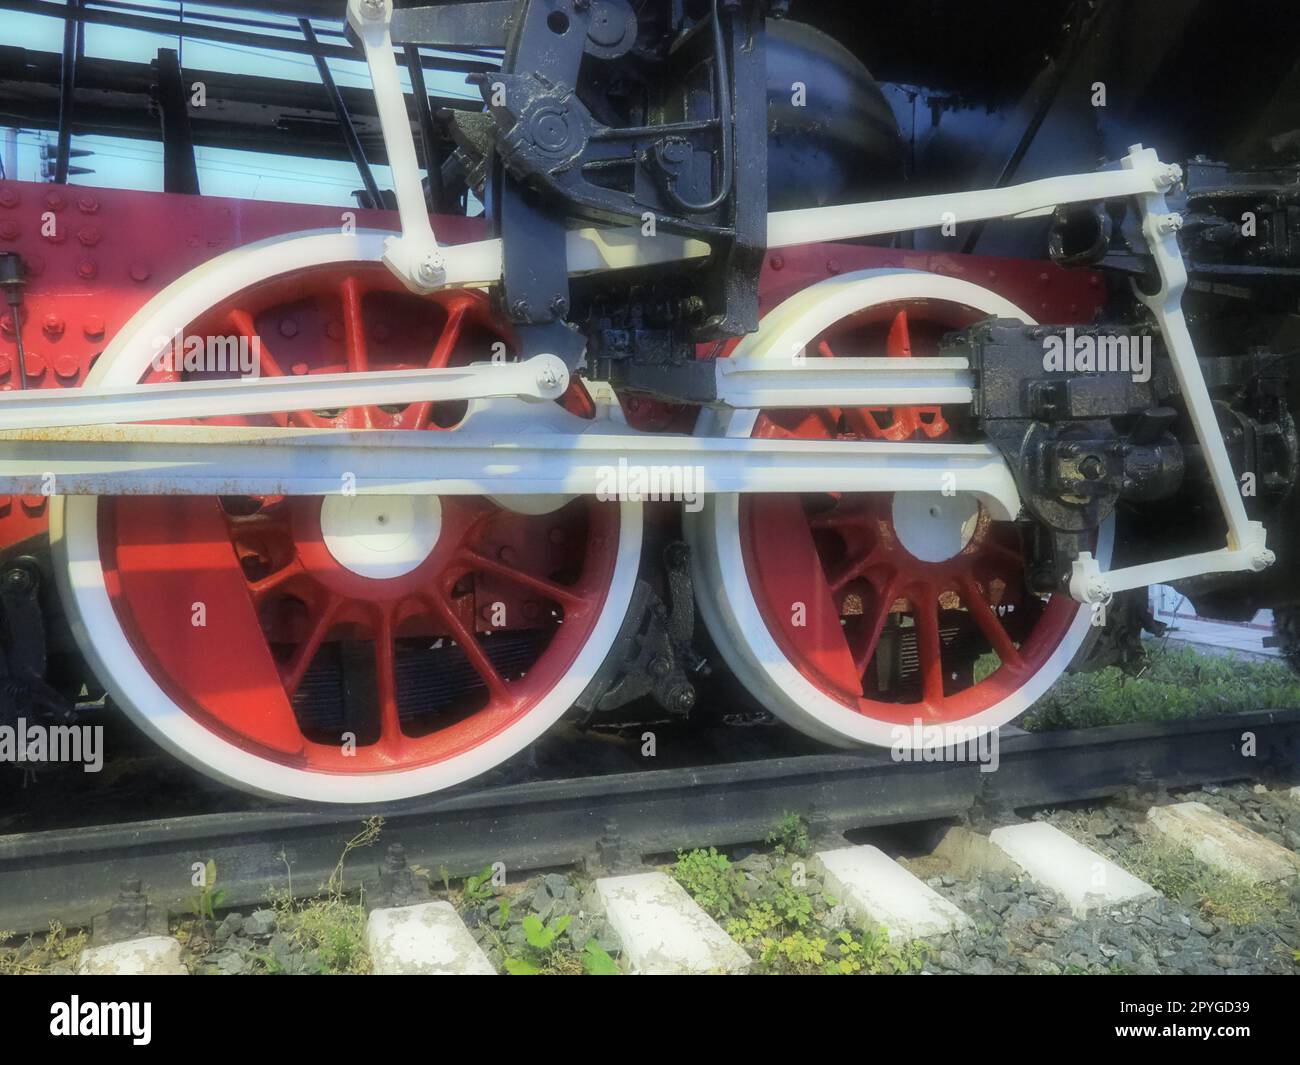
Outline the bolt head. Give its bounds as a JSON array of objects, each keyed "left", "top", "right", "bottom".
[{"left": 2, "top": 567, "right": 32, "bottom": 592}]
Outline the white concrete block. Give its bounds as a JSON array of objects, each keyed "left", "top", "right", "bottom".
[
  {"left": 1288, "top": 786, "right": 1300, "bottom": 803},
  {"left": 1146, "top": 801, "right": 1300, "bottom": 883},
  {"left": 366, "top": 901, "right": 496, "bottom": 975},
  {"left": 989, "top": 822, "right": 1157, "bottom": 916},
  {"left": 77, "top": 935, "right": 188, "bottom": 975},
  {"left": 817, "top": 845, "right": 970, "bottom": 940},
  {"left": 596, "top": 872, "right": 750, "bottom": 974}
]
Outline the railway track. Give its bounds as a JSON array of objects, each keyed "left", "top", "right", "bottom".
[{"left": 3, "top": 708, "right": 1298, "bottom": 935}]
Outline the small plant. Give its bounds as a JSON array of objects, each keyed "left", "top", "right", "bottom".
[
  {"left": 770, "top": 874, "right": 814, "bottom": 928},
  {"left": 759, "top": 929, "right": 827, "bottom": 973},
  {"left": 191, "top": 859, "right": 226, "bottom": 920},
  {"left": 766, "top": 812, "right": 812, "bottom": 858},
  {"left": 463, "top": 865, "right": 498, "bottom": 904},
  {"left": 581, "top": 938, "right": 620, "bottom": 975},
  {"left": 504, "top": 914, "right": 574, "bottom": 975},
  {"left": 671, "top": 847, "right": 743, "bottom": 917}
]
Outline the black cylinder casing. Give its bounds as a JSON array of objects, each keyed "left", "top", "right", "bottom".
[{"left": 766, "top": 19, "right": 905, "bottom": 211}]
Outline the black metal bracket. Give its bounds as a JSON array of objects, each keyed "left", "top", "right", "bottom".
[
  {"left": 153, "top": 47, "right": 199, "bottom": 196},
  {"left": 0, "top": 558, "right": 74, "bottom": 731},
  {"left": 574, "top": 541, "right": 707, "bottom": 721},
  {"left": 433, "top": 0, "right": 766, "bottom": 351}
]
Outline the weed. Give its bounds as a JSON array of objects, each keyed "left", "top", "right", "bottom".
[
  {"left": 766, "top": 812, "right": 812, "bottom": 858},
  {"left": 582, "top": 938, "right": 620, "bottom": 975},
  {"left": 503, "top": 914, "right": 575, "bottom": 975},
  {"left": 262, "top": 817, "right": 385, "bottom": 975},
  {"left": 671, "top": 847, "right": 744, "bottom": 917},
  {"left": 191, "top": 859, "right": 226, "bottom": 920},
  {"left": 0, "top": 922, "right": 87, "bottom": 975},
  {"left": 462, "top": 865, "right": 498, "bottom": 904},
  {"left": 673, "top": 845, "right": 932, "bottom": 975}
]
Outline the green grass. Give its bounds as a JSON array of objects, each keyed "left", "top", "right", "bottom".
[
  {"left": 1112, "top": 836, "right": 1289, "bottom": 927},
  {"left": 1020, "top": 646, "right": 1300, "bottom": 731},
  {"left": 670, "top": 821, "right": 931, "bottom": 975}
]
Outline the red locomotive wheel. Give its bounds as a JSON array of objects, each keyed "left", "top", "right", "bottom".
[
  {"left": 689, "top": 274, "right": 1111, "bottom": 749},
  {"left": 53, "top": 244, "right": 642, "bottom": 802}
]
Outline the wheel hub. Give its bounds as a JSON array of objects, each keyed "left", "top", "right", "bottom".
[
  {"left": 890, "top": 491, "right": 980, "bottom": 563},
  {"left": 320, "top": 494, "right": 442, "bottom": 579}
]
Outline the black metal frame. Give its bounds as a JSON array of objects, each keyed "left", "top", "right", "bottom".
[
  {"left": 52, "top": 0, "right": 83, "bottom": 184},
  {"left": 299, "top": 16, "right": 381, "bottom": 208},
  {"left": 0, "top": 0, "right": 506, "bottom": 210},
  {"left": 0, "top": 0, "right": 500, "bottom": 72}
]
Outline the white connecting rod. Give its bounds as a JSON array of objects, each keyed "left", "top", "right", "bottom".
[
  {"left": 0, "top": 356, "right": 569, "bottom": 431},
  {"left": 0, "top": 422, "right": 1022, "bottom": 519}
]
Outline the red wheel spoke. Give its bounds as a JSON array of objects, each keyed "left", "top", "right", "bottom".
[
  {"left": 458, "top": 548, "right": 587, "bottom": 611},
  {"left": 829, "top": 545, "right": 883, "bottom": 595},
  {"left": 959, "top": 575, "right": 1025, "bottom": 671},
  {"left": 913, "top": 587, "right": 946, "bottom": 706},
  {"left": 246, "top": 558, "right": 306, "bottom": 606},
  {"left": 340, "top": 276, "right": 370, "bottom": 373},
  {"left": 225, "top": 308, "right": 290, "bottom": 427},
  {"left": 282, "top": 594, "right": 341, "bottom": 696},
  {"left": 410, "top": 301, "right": 470, "bottom": 429},
  {"left": 425, "top": 593, "right": 514, "bottom": 706},
  {"left": 373, "top": 607, "right": 405, "bottom": 756},
  {"left": 429, "top": 301, "right": 470, "bottom": 369},
  {"left": 853, "top": 572, "right": 901, "bottom": 676},
  {"left": 227, "top": 309, "right": 285, "bottom": 377},
  {"left": 807, "top": 508, "right": 862, "bottom": 531}
]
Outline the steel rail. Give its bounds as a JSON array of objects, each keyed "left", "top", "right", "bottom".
[{"left": 1, "top": 709, "right": 1296, "bottom": 933}]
